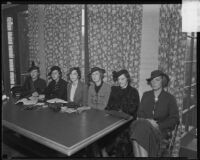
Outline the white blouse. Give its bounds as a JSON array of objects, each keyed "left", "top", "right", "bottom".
[{"left": 70, "top": 83, "right": 78, "bottom": 102}]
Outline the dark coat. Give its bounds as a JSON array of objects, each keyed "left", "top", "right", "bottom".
[
  {"left": 21, "top": 76, "right": 46, "bottom": 98},
  {"left": 138, "top": 90, "right": 179, "bottom": 136},
  {"left": 44, "top": 79, "right": 68, "bottom": 101},
  {"left": 105, "top": 85, "right": 140, "bottom": 120},
  {"left": 129, "top": 90, "right": 180, "bottom": 156},
  {"left": 103, "top": 85, "right": 140, "bottom": 156},
  {"left": 67, "top": 80, "right": 88, "bottom": 106}
]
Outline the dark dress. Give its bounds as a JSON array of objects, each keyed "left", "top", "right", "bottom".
[
  {"left": 20, "top": 76, "right": 46, "bottom": 98},
  {"left": 104, "top": 85, "right": 140, "bottom": 156},
  {"left": 130, "top": 90, "right": 179, "bottom": 157},
  {"left": 44, "top": 79, "right": 68, "bottom": 101}
]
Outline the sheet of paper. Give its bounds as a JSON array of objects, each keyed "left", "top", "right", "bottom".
[
  {"left": 46, "top": 98, "right": 68, "bottom": 104},
  {"left": 15, "top": 98, "right": 38, "bottom": 105},
  {"left": 36, "top": 102, "right": 45, "bottom": 106},
  {"left": 28, "top": 96, "right": 39, "bottom": 101},
  {"left": 61, "top": 107, "right": 77, "bottom": 113},
  {"left": 77, "top": 106, "right": 91, "bottom": 112}
]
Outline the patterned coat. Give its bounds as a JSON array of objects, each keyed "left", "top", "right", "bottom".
[{"left": 88, "top": 82, "right": 111, "bottom": 110}]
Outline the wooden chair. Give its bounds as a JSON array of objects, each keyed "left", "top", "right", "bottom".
[
  {"left": 10, "top": 85, "right": 22, "bottom": 98},
  {"left": 160, "top": 124, "right": 179, "bottom": 157}
]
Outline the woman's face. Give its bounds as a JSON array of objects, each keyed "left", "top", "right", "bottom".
[
  {"left": 92, "top": 71, "right": 101, "bottom": 83},
  {"left": 51, "top": 70, "right": 60, "bottom": 81},
  {"left": 70, "top": 70, "right": 79, "bottom": 82},
  {"left": 118, "top": 74, "right": 128, "bottom": 88},
  {"left": 150, "top": 76, "right": 163, "bottom": 91},
  {"left": 30, "top": 69, "right": 39, "bottom": 80}
]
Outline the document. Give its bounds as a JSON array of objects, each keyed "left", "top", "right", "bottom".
[
  {"left": 46, "top": 98, "right": 68, "bottom": 104},
  {"left": 60, "top": 107, "right": 77, "bottom": 113},
  {"left": 15, "top": 98, "right": 38, "bottom": 105},
  {"left": 77, "top": 106, "right": 91, "bottom": 112},
  {"left": 60, "top": 106, "right": 91, "bottom": 114}
]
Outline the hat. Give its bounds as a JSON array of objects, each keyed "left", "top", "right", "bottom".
[
  {"left": 90, "top": 67, "right": 105, "bottom": 75},
  {"left": 146, "top": 70, "right": 170, "bottom": 85},
  {"left": 28, "top": 61, "right": 39, "bottom": 72},
  {"left": 49, "top": 66, "right": 62, "bottom": 75},
  {"left": 112, "top": 69, "right": 129, "bottom": 82},
  {"left": 28, "top": 65, "right": 39, "bottom": 72}
]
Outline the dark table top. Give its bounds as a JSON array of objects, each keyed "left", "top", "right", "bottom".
[{"left": 2, "top": 99, "right": 132, "bottom": 156}]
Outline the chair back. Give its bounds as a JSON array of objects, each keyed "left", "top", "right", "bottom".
[
  {"left": 168, "top": 124, "right": 179, "bottom": 156},
  {"left": 159, "top": 123, "right": 179, "bottom": 157},
  {"left": 11, "top": 86, "right": 22, "bottom": 98}
]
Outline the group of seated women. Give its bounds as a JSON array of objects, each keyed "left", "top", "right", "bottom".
[{"left": 18, "top": 63, "right": 179, "bottom": 157}]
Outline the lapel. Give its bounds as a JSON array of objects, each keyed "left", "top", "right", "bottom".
[{"left": 98, "top": 82, "right": 104, "bottom": 95}]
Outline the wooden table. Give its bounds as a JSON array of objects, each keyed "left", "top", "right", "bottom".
[{"left": 2, "top": 99, "right": 132, "bottom": 156}]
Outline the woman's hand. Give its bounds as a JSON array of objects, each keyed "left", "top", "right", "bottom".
[
  {"left": 38, "top": 94, "right": 45, "bottom": 100},
  {"left": 32, "top": 91, "right": 39, "bottom": 97},
  {"left": 147, "top": 119, "right": 159, "bottom": 129}
]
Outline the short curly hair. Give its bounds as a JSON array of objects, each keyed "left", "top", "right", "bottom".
[{"left": 68, "top": 67, "right": 81, "bottom": 80}]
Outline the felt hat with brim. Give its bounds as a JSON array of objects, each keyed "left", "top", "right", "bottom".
[
  {"left": 112, "top": 69, "right": 129, "bottom": 82},
  {"left": 28, "top": 66, "right": 39, "bottom": 72},
  {"left": 90, "top": 67, "right": 105, "bottom": 75},
  {"left": 146, "top": 70, "right": 170, "bottom": 83}
]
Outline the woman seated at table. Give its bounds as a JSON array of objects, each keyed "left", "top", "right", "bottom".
[
  {"left": 102, "top": 69, "right": 140, "bottom": 157},
  {"left": 88, "top": 67, "right": 111, "bottom": 110},
  {"left": 44, "top": 66, "right": 68, "bottom": 101},
  {"left": 20, "top": 63, "right": 46, "bottom": 98},
  {"left": 130, "top": 70, "right": 179, "bottom": 157},
  {"left": 67, "top": 67, "right": 88, "bottom": 106}
]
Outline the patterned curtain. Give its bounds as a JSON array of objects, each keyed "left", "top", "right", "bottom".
[
  {"left": 28, "top": 5, "right": 83, "bottom": 81},
  {"left": 87, "top": 5, "right": 143, "bottom": 88},
  {"left": 44, "top": 5, "right": 83, "bottom": 81},
  {"left": 27, "top": 5, "right": 40, "bottom": 66},
  {"left": 158, "top": 4, "right": 187, "bottom": 157}
]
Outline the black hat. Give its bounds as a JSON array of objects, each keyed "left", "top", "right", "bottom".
[
  {"left": 146, "top": 70, "right": 170, "bottom": 85},
  {"left": 112, "top": 69, "right": 129, "bottom": 82},
  {"left": 28, "top": 62, "right": 39, "bottom": 72},
  {"left": 49, "top": 66, "right": 62, "bottom": 75},
  {"left": 90, "top": 67, "right": 105, "bottom": 75}
]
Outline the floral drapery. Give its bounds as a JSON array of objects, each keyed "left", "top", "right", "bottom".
[
  {"left": 87, "top": 5, "right": 143, "bottom": 88},
  {"left": 27, "top": 5, "right": 40, "bottom": 66},
  {"left": 44, "top": 5, "right": 83, "bottom": 81},
  {"left": 28, "top": 5, "right": 83, "bottom": 81},
  {"left": 158, "top": 4, "right": 187, "bottom": 157}
]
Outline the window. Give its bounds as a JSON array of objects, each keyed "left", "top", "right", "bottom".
[
  {"left": 81, "top": 6, "right": 85, "bottom": 81},
  {"left": 6, "top": 17, "right": 16, "bottom": 89},
  {"left": 182, "top": 32, "right": 197, "bottom": 133}
]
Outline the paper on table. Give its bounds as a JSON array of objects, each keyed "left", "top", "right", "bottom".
[
  {"left": 28, "top": 96, "right": 39, "bottom": 101},
  {"left": 61, "top": 107, "right": 77, "bottom": 113},
  {"left": 77, "top": 106, "right": 91, "bottom": 112},
  {"left": 60, "top": 106, "right": 91, "bottom": 114},
  {"left": 36, "top": 102, "right": 45, "bottom": 106},
  {"left": 46, "top": 98, "right": 68, "bottom": 104},
  {"left": 15, "top": 98, "right": 38, "bottom": 105}
]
